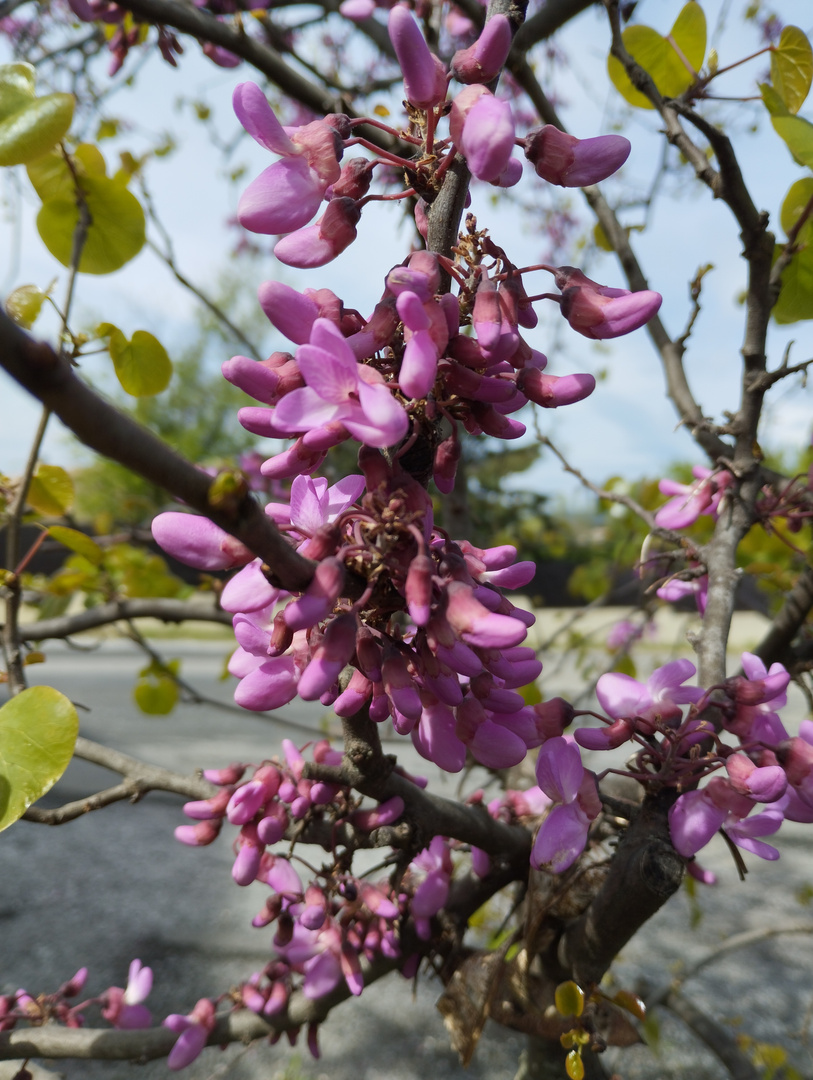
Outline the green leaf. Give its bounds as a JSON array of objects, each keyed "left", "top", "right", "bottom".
[
  {"left": 565, "top": 1050, "right": 585, "bottom": 1080},
  {"left": 780, "top": 177, "right": 813, "bottom": 241},
  {"left": 37, "top": 173, "right": 145, "bottom": 275},
  {"left": 133, "top": 672, "right": 179, "bottom": 715},
  {"left": 607, "top": 2, "right": 706, "bottom": 110},
  {"left": 27, "top": 464, "right": 74, "bottom": 516},
  {"left": 771, "top": 26, "right": 813, "bottom": 114},
  {"left": 772, "top": 242, "right": 813, "bottom": 323},
  {"left": 0, "top": 686, "right": 79, "bottom": 832},
  {"left": 107, "top": 328, "right": 172, "bottom": 396},
  {"left": 48, "top": 525, "right": 103, "bottom": 565},
  {"left": 0, "top": 91, "right": 74, "bottom": 168},
  {"left": 760, "top": 83, "right": 813, "bottom": 168},
  {"left": 5, "top": 284, "right": 46, "bottom": 329},
  {"left": 0, "top": 62, "right": 37, "bottom": 122},
  {"left": 518, "top": 680, "right": 542, "bottom": 706},
  {"left": 669, "top": 1, "right": 707, "bottom": 74},
  {"left": 96, "top": 117, "right": 119, "bottom": 140},
  {"left": 555, "top": 980, "right": 585, "bottom": 1018}
]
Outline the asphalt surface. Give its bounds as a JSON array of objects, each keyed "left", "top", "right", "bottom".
[{"left": 1, "top": 632, "right": 812, "bottom": 1080}]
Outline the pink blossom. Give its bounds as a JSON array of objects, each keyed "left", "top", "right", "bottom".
[
  {"left": 524, "top": 125, "right": 630, "bottom": 187},
  {"left": 451, "top": 14, "right": 512, "bottom": 84},
  {"left": 274, "top": 197, "right": 361, "bottom": 268},
  {"left": 531, "top": 737, "right": 599, "bottom": 872},
  {"left": 552, "top": 266, "right": 662, "bottom": 340},
  {"left": 102, "top": 960, "right": 153, "bottom": 1030},
  {"left": 273, "top": 318, "right": 408, "bottom": 448},
  {"left": 151, "top": 513, "right": 254, "bottom": 571},
  {"left": 449, "top": 85, "right": 515, "bottom": 183},
  {"left": 388, "top": 6, "right": 447, "bottom": 107},
  {"left": 164, "top": 998, "right": 216, "bottom": 1070},
  {"left": 234, "top": 83, "right": 342, "bottom": 235}
]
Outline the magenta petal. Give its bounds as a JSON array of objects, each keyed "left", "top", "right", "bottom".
[
  {"left": 345, "top": 380, "right": 409, "bottom": 447},
  {"left": 412, "top": 705, "right": 467, "bottom": 772},
  {"left": 668, "top": 791, "right": 727, "bottom": 857},
  {"left": 239, "top": 158, "right": 323, "bottom": 235},
  {"left": 303, "top": 951, "right": 342, "bottom": 999},
  {"left": 467, "top": 719, "right": 527, "bottom": 769},
  {"left": 234, "top": 657, "right": 298, "bottom": 711},
  {"left": 151, "top": 512, "right": 253, "bottom": 571},
  {"left": 258, "top": 281, "right": 319, "bottom": 344},
  {"left": 595, "top": 671, "right": 645, "bottom": 719},
  {"left": 221, "top": 560, "right": 280, "bottom": 613},
  {"left": 566, "top": 133, "right": 630, "bottom": 185},
  {"left": 233, "top": 82, "right": 296, "bottom": 155},
  {"left": 460, "top": 93, "right": 514, "bottom": 183},
  {"left": 531, "top": 803, "right": 589, "bottom": 872},
  {"left": 411, "top": 868, "right": 450, "bottom": 918},
  {"left": 167, "top": 1023, "right": 208, "bottom": 1070},
  {"left": 400, "top": 330, "right": 438, "bottom": 398},
  {"left": 535, "top": 736, "right": 583, "bottom": 803},
  {"left": 388, "top": 5, "right": 439, "bottom": 106}
]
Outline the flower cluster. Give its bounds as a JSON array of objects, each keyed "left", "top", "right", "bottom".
[
  {"left": 0, "top": 963, "right": 153, "bottom": 1034},
  {"left": 520, "top": 653, "right": 806, "bottom": 876},
  {"left": 653, "top": 455, "right": 813, "bottom": 614}
]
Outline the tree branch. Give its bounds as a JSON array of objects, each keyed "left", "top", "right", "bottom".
[
  {"left": 662, "top": 989, "right": 761, "bottom": 1080},
  {"left": 506, "top": 58, "right": 733, "bottom": 466},
  {"left": 16, "top": 598, "right": 232, "bottom": 641},
  {"left": 0, "top": 310, "right": 316, "bottom": 593}
]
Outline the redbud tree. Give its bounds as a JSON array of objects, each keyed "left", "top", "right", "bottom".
[{"left": 1, "top": 1, "right": 813, "bottom": 1078}]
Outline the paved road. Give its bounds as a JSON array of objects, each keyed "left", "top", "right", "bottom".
[{"left": 1, "top": 635, "right": 812, "bottom": 1080}]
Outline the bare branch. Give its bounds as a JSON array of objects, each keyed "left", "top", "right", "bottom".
[
  {"left": 539, "top": 434, "right": 657, "bottom": 530},
  {"left": 662, "top": 989, "right": 761, "bottom": 1080},
  {"left": 647, "top": 921, "right": 813, "bottom": 1010},
  {"left": 17, "top": 598, "right": 232, "bottom": 641}
]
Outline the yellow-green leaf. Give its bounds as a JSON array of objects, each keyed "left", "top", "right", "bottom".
[
  {"left": 555, "top": 980, "right": 585, "bottom": 1018},
  {"left": 780, "top": 177, "right": 813, "bottom": 241},
  {"left": 0, "top": 92, "right": 74, "bottom": 167},
  {"left": 565, "top": 1050, "right": 585, "bottom": 1080},
  {"left": 761, "top": 83, "right": 813, "bottom": 168},
  {"left": 5, "top": 284, "right": 46, "bottom": 329},
  {"left": 0, "top": 685, "right": 78, "bottom": 832},
  {"left": 518, "top": 680, "right": 542, "bottom": 706},
  {"left": 133, "top": 674, "right": 179, "bottom": 715},
  {"left": 613, "top": 989, "right": 647, "bottom": 1022},
  {"left": 771, "top": 26, "right": 813, "bottom": 114},
  {"left": 108, "top": 328, "right": 172, "bottom": 396},
  {"left": 48, "top": 525, "right": 103, "bottom": 565},
  {"left": 36, "top": 173, "right": 145, "bottom": 275},
  {"left": 27, "top": 464, "right": 74, "bottom": 516},
  {"left": 0, "top": 62, "right": 36, "bottom": 121},
  {"left": 772, "top": 241, "right": 813, "bottom": 324},
  {"left": 607, "top": 3, "right": 706, "bottom": 110}
]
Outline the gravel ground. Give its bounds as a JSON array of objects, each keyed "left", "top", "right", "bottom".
[{"left": 1, "top": 625, "right": 812, "bottom": 1080}]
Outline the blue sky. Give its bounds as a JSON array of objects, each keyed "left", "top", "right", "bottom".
[{"left": 1, "top": 0, "right": 812, "bottom": 509}]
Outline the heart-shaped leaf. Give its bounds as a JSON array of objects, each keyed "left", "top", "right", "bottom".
[
  {"left": 27, "top": 464, "right": 74, "bottom": 516},
  {"left": 109, "top": 329, "right": 172, "bottom": 397},
  {"left": 771, "top": 26, "right": 813, "bottom": 115},
  {"left": 0, "top": 686, "right": 79, "bottom": 832},
  {"left": 0, "top": 92, "right": 74, "bottom": 167},
  {"left": 5, "top": 284, "right": 47, "bottom": 329},
  {"left": 607, "top": 2, "right": 706, "bottom": 110},
  {"left": 49, "top": 525, "right": 103, "bottom": 565},
  {"left": 761, "top": 83, "right": 813, "bottom": 168}
]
